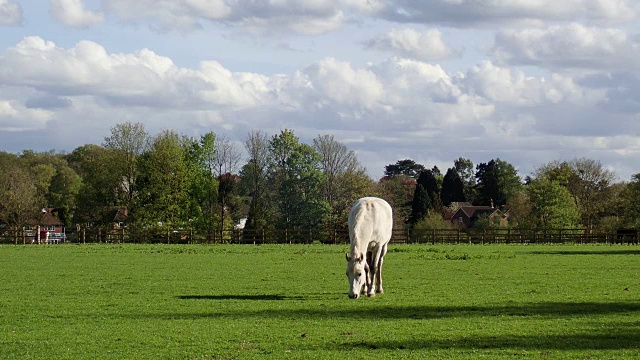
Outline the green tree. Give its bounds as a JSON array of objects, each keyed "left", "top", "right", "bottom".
[
  {"left": 191, "top": 132, "right": 220, "bottom": 234},
  {"left": 621, "top": 173, "right": 640, "bottom": 228},
  {"left": 135, "top": 130, "right": 190, "bottom": 227},
  {"left": 475, "top": 159, "right": 521, "bottom": 207},
  {"left": 410, "top": 169, "right": 440, "bottom": 224},
  {"left": 68, "top": 145, "right": 120, "bottom": 226},
  {"left": 454, "top": 157, "right": 476, "bottom": 203},
  {"left": 410, "top": 184, "right": 431, "bottom": 225},
  {"left": 441, "top": 167, "right": 466, "bottom": 206},
  {"left": 268, "top": 130, "right": 328, "bottom": 229},
  {"left": 414, "top": 209, "right": 452, "bottom": 231},
  {"left": 377, "top": 175, "right": 415, "bottom": 228},
  {"left": 0, "top": 159, "right": 42, "bottom": 228},
  {"left": 566, "top": 158, "right": 616, "bottom": 229},
  {"left": 384, "top": 159, "right": 425, "bottom": 179},
  {"left": 527, "top": 178, "right": 580, "bottom": 229},
  {"left": 47, "top": 164, "right": 82, "bottom": 227}
]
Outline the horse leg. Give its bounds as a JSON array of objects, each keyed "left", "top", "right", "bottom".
[
  {"left": 362, "top": 260, "right": 370, "bottom": 295},
  {"left": 376, "top": 244, "right": 388, "bottom": 294},
  {"left": 367, "top": 248, "right": 383, "bottom": 297}
]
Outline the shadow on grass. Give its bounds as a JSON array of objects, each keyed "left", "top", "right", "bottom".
[
  {"left": 178, "top": 295, "right": 290, "bottom": 301},
  {"left": 177, "top": 293, "right": 334, "bottom": 301},
  {"left": 337, "top": 330, "right": 640, "bottom": 351},
  {"left": 145, "top": 301, "right": 640, "bottom": 321},
  {"left": 532, "top": 250, "right": 640, "bottom": 256}
]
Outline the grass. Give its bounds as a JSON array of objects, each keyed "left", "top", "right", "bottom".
[{"left": 1, "top": 243, "right": 640, "bottom": 359}]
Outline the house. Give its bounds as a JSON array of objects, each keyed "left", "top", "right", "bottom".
[
  {"left": 109, "top": 207, "right": 128, "bottom": 229},
  {"left": 26, "top": 208, "right": 66, "bottom": 243},
  {"left": 450, "top": 205, "right": 508, "bottom": 229}
]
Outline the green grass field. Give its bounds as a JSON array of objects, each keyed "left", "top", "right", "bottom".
[{"left": 1, "top": 243, "right": 640, "bottom": 359}]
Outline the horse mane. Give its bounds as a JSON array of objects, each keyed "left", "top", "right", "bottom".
[{"left": 350, "top": 198, "right": 374, "bottom": 257}]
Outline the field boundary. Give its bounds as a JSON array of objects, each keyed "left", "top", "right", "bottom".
[{"left": 1, "top": 227, "right": 639, "bottom": 245}]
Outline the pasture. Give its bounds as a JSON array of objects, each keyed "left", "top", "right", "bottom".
[{"left": 1, "top": 244, "right": 640, "bottom": 359}]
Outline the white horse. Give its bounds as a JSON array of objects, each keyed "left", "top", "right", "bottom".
[{"left": 345, "top": 197, "right": 393, "bottom": 299}]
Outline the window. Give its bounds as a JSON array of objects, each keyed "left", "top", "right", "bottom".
[{"left": 459, "top": 217, "right": 463, "bottom": 223}]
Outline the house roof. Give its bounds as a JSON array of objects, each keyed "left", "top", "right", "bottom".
[
  {"left": 111, "top": 207, "right": 128, "bottom": 222},
  {"left": 455, "top": 206, "right": 496, "bottom": 219},
  {"left": 28, "top": 209, "right": 63, "bottom": 226}
]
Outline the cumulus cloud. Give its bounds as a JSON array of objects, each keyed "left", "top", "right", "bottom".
[
  {"left": 0, "top": 100, "right": 52, "bottom": 132},
  {"left": 364, "top": 28, "right": 459, "bottom": 61},
  {"left": 0, "top": 0, "right": 22, "bottom": 26},
  {"left": 50, "top": 0, "right": 105, "bottom": 28},
  {"left": 0, "top": 36, "right": 638, "bottom": 180},
  {"left": 493, "top": 23, "right": 640, "bottom": 70}
]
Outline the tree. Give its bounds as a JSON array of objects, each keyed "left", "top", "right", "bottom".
[
  {"left": 68, "top": 145, "right": 121, "bottom": 226},
  {"left": 410, "top": 169, "right": 440, "bottom": 224},
  {"left": 566, "top": 158, "right": 616, "bottom": 229},
  {"left": 454, "top": 157, "right": 476, "bottom": 203},
  {"left": 475, "top": 159, "right": 521, "bottom": 207},
  {"left": 620, "top": 174, "right": 640, "bottom": 228},
  {"left": 268, "top": 130, "right": 328, "bottom": 229},
  {"left": 103, "top": 122, "right": 149, "bottom": 210},
  {"left": 47, "top": 164, "right": 82, "bottom": 227},
  {"left": 240, "top": 130, "right": 271, "bottom": 230},
  {"left": 527, "top": 178, "right": 580, "bottom": 229},
  {"left": 384, "top": 159, "right": 425, "bottom": 179},
  {"left": 214, "top": 135, "right": 242, "bottom": 235},
  {"left": 313, "top": 134, "right": 371, "bottom": 230},
  {"left": 377, "top": 175, "right": 415, "bottom": 229},
  {"left": 0, "top": 161, "right": 42, "bottom": 228},
  {"left": 135, "top": 130, "right": 190, "bottom": 227},
  {"left": 440, "top": 168, "right": 466, "bottom": 206},
  {"left": 413, "top": 209, "right": 452, "bottom": 231},
  {"left": 506, "top": 190, "right": 534, "bottom": 229},
  {"left": 410, "top": 184, "right": 431, "bottom": 225}
]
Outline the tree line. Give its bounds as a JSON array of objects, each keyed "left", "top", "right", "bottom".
[{"left": 0, "top": 122, "right": 638, "bottom": 235}]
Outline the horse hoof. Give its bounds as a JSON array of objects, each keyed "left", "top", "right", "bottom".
[{"left": 367, "top": 292, "right": 376, "bottom": 298}]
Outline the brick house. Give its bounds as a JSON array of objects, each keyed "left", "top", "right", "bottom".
[
  {"left": 450, "top": 205, "right": 509, "bottom": 229},
  {"left": 26, "top": 208, "right": 66, "bottom": 243}
]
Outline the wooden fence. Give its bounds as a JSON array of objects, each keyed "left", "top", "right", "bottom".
[{"left": 1, "top": 227, "right": 639, "bottom": 245}]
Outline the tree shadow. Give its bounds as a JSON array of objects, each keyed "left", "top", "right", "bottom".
[
  {"left": 137, "top": 301, "right": 640, "bottom": 321},
  {"left": 532, "top": 250, "right": 640, "bottom": 256},
  {"left": 337, "top": 330, "right": 640, "bottom": 351},
  {"left": 178, "top": 294, "right": 289, "bottom": 301}
]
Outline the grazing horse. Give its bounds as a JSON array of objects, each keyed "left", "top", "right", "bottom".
[{"left": 345, "top": 197, "right": 393, "bottom": 299}]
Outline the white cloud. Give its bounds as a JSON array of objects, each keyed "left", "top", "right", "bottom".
[
  {"left": 365, "top": 28, "right": 459, "bottom": 61},
  {"left": 50, "top": 0, "right": 105, "bottom": 28},
  {"left": 0, "top": 36, "right": 639, "bottom": 180},
  {"left": 493, "top": 23, "right": 640, "bottom": 70},
  {"left": 462, "top": 61, "right": 601, "bottom": 106},
  {"left": 0, "top": 0, "right": 22, "bottom": 26},
  {"left": 0, "top": 100, "right": 52, "bottom": 131}
]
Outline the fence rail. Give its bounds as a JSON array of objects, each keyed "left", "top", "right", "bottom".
[{"left": 1, "top": 227, "right": 639, "bottom": 245}]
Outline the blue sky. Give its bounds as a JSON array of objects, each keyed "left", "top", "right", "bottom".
[{"left": 1, "top": 0, "right": 639, "bottom": 181}]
